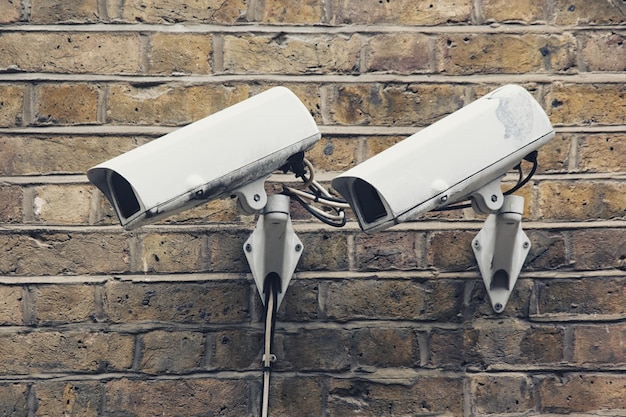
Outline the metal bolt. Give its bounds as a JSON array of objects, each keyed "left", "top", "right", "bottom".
[
  {"left": 295, "top": 244, "right": 302, "bottom": 252},
  {"left": 523, "top": 241, "right": 530, "bottom": 249},
  {"left": 494, "top": 303, "right": 503, "bottom": 312},
  {"left": 473, "top": 240, "right": 480, "bottom": 249},
  {"left": 253, "top": 194, "right": 261, "bottom": 202},
  {"left": 245, "top": 243, "right": 252, "bottom": 252},
  {"left": 440, "top": 195, "right": 448, "bottom": 203},
  {"left": 491, "top": 194, "right": 498, "bottom": 203}
]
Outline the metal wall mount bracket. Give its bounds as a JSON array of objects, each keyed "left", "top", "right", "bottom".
[
  {"left": 472, "top": 194, "right": 531, "bottom": 313},
  {"left": 243, "top": 194, "right": 303, "bottom": 309}
]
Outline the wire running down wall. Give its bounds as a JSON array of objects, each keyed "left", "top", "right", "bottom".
[{"left": 0, "top": 0, "right": 625, "bottom": 415}]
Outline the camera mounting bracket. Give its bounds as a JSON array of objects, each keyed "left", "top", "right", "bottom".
[
  {"left": 243, "top": 194, "right": 303, "bottom": 310},
  {"left": 472, "top": 194, "right": 530, "bottom": 313}
]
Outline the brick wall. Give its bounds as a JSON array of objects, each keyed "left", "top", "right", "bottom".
[{"left": 0, "top": 0, "right": 625, "bottom": 415}]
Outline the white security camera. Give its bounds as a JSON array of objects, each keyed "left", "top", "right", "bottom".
[
  {"left": 88, "top": 87, "right": 321, "bottom": 230},
  {"left": 332, "top": 84, "right": 555, "bottom": 233}
]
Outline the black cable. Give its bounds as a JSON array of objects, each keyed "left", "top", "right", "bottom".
[
  {"left": 284, "top": 191, "right": 347, "bottom": 227},
  {"left": 433, "top": 152, "right": 539, "bottom": 212}
]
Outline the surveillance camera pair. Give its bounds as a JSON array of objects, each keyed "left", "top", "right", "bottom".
[{"left": 88, "top": 84, "right": 555, "bottom": 313}]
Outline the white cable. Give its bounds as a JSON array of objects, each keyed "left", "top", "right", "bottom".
[{"left": 261, "top": 287, "right": 276, "bottom": 417}]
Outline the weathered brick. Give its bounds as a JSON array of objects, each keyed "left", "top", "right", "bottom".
[
  {"left": 0, "top": 0, "right": 21, "bottom": 23},
  {"left": 149, "top": 33, "right": 212, "bottom": 75},
  {"left": 327, "top": 279, "right": 426, "bottom": 321},
  {"left": 0, "top": 331, "right": 134, "bottom": 374},
  {"left": 209, "top": 231, "right": 250, "bottom": 273},
  {"left": 537, "top": 180, "right": 626, "bottom": 221},
  {"left": 438, "top": 33, "right": 575, "bottom": 75},
  {"left": 573, "top": 323, "right": 626, "bottom": 365},
  {"left": 223, "top": 34, "right": 361, "bottom": 74},
  {"left": 0, "top": 232, "right": 129, "bottom": 275},
  {"left": 0, "top": 32, "right": 142, "bottom": 74},
  {"left": 210, "top": 329, "right": 262, "bottom": 370},
  {"left": 463, "top": 320, "right": 565, "bottom": 367},
  {"left": 355, "top": 327, "right": 419, "bottom": 368},
  {"left": 31, "top": 0, "right": 100, "bottom": 23},
  {"left": 105, "top": 378, "right": 248, "bottom": 416},
  {"left": 278, "top": 280, "right": 320, "bottom": 321},
  {"left": 429, "top": 328, "right": 464, "bottom": 369},
  {"left": 356, "top": 231, "right": 425, "bottom": 271},
  {"left": 0, "top": 185, "right": 22, "bottom": 223},
  {"left": 578, "top": 133, "right": 626, "bottom": 173},
  {"left": 32, "top": 184, "right": 94, "bottom": 225},
  {"left": 536, "top": 132, "right": 571, "bottom": 173},
  {"left": 112, "top": 0, "right": 249, "bottom": 24},
  {"left": 0, "top": 135, "right": 141, "bottom": 176},
  {"left": 35, "top": 83, "right": 100, "bottom": 125},
  {"left": 524, "top": 230, "right": 569, "bottom": 271},
  {"left": 141, "top": 330, "right": 205, "bottom": 374},
  {"left": 0, "top": 84, "right": 25, "bottom": 127},
  {"left": 306, "top": 136, "right": 359, "bottom": 172},
  {"left": 328, "top": 376, "right": 464, "bottom": 416},
  {"left": 534, "top": 277, "right": 626, "bottom": 317},
  {"left": 364, "top": 33, "right": 433, "bottom": 74},
  {"left": 280, "top": 328, "right": 352, "bottom": 371},
  {"left": 538, "top": 374, "right": 626, "bottom": 413},
  {"left": 269, "top": 376, "right": 325, "bottom": 417},
  {"left": 138, "top": 232, "right": 208, "bottom": 273},
  {"left": 365, "top": 135, "right": 407, "bottom": 158},
  {"left": 298, "top": 231, "right": 349, "bottom": 271},
  {"left": 327, "top": 83, "right": 466, "bottom": 127},
  {"left": 104, "top": 281, "right": 250, "bottom": 323},
  {"left": 552, "top": 0, "right": 626, "bottom": 25},
  {"left": 329, "top": 0, "right": 472, "bottom": 25},
  {"left": 34, "top": 381, "right": 101, "bottom": 417},
  {"left": 467, "top": 278, "right": 534, "bottom": 317},
  {"left": 33, "top": 284, "right": 96, "bottom": 324},
  {"left": 579, "top": 32, "right": 626, "bottom": 72},
  {"left": 471, "top": 374, "right": 535, "bottom": 414},
  {"left": 571, "top": 229, "right": 626, "bottom": 271},
  {"left": 257, "top": 0, "right": 322, "bottom": 24},
  {"left": 0, "top": 383, "right": 28, "bottom": 416},
  {"left": 107, "top": 83, "right": 250, "bottom": 125},
  {"left": 483, "top": 0, "right": 546, "bottom": 23},
  {"left": 427, "top": 230, "right": 476, "bottom": 271},
  {"left": 0, "top": 286, "right": 23, "bottom": 325},
  {"left": 546, "top": 83, "right": 626, "bottom": 126}
]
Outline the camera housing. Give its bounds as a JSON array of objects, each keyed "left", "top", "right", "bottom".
[
  {"left": 332, "top": 84, "right": 555, "bottom": 233},
  {"left": 88, "top": 87, "right": 320, "bottom": 229}
]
